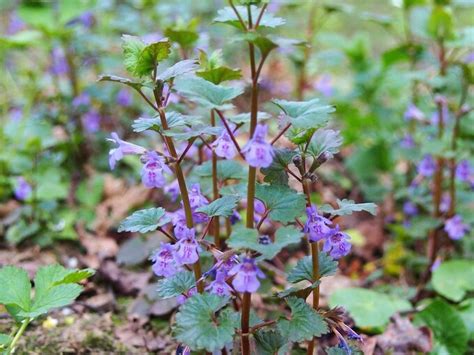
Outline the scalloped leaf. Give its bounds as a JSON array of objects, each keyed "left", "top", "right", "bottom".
[
  {"left": 157, "top": 271, "right": 195, "bottom": 299},
  {"left": 196, "top": 196, "right": 239, "bottom": 217},
  {"left": 255, "top": 184, "right": 306, "bottom": 223},
  {"left": 319, "top": 199, "right": 377, "bottom": 216},
  {"left": 287, "top": 253, "right": 338, "bottom": 284},
  {"left": 122, "top": 35, "right": 171, "bottom": 77},
  {"left": 118, "top": 208, "right": 171, "bottom": 233},
  {"left": 307, "top": 129, "right": 343, "bottom": 159},
  {"left": 273, "top": 98, "right": 335, "bottom": 130},
  {"left": 214, "top": 5, "right": 285, "bottom": 30}
]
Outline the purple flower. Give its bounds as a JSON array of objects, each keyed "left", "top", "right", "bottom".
[
  {"left": 304, "top": 205, "right": 332, "bottom": 242},
  {"left": 314, "top": 74, "right": 333, "bottom": 97},
  {"left": 439, "top": 193, "right": 451, "bottom": 213},
  {"left": 82, "top": 110, "right": 101, "bottom": 133},
  {"left": 456, "top": 160, "right": 472, "bottom": 183},
  {"left": 7, "top": 12, "right": 26, "bottom": 35},
  {"left": 212, "top": 127, "right": 237, "bottom": 159},
  {"left": 229, "top": 257, "right": 265, "bottom": 293},
  {"left": 165, "top": 179, "right": 180, "bottom": 201},
  {"left": 78, "top": 11, "right": 95, "bottom": 28},
  {"left": 50, "top": 47, "right": 69, "bottom": 76},
  {"left": 400, "top": 134, "right": 415, "bottom": 149},
  {"left": 188, "top": 183, "right": 208, "bottom": 209},
  {"left": 206, "top": 270, "right": 232, "bottom": 297},
  {"left": 73, "top": 93, "right": 91, "bottom": 108},
  {"left": 431, "top": 103, "right": 450, "bottom": 125},
  {"left": 464, "top": 51, "right": 474, "bottom": 64},
  {"left": 9, "top": 107, "right": 22, "bottom": 122},
  {"left": 177, "top": 286, "right": 197, "bottom": 305},
  {"left": 107, "top": 132, "right": 146, "bottom": 169},
  {"left": 14, "top": 177, "right": 32, "bottom": 201},
  {"left": 404, "top": 103, "right": 424, "bottom": 121},
  {"left": 403, "top": 201, "right": 418, "bottom": 217},
  {"left": 174, "top": 227, "right": 200, "bottom": 265},
  {"left": 417, "top": 155, "right": 436, "bottom": 177},
  {"left": 242, "top": 124, "right": 274, "bottom": 168},
  {"left": 230, "top": 210, "right": 241, "bottom": 224},
  {"left": 323, "top": 226, "right": 352, "bottom": 259},
  {"left": 141, "top": 151, "right": 172, "bottom": 189},
  {"left": 117, "top": 89, "right": 132, "bottom": 107},
  {"left": 444, "top": 215, "right": 469, "bottom": 240},
  {"left": 430, "top": 258, "right": 442, "bottom": 272},
  {"left": 151, "top": 243, "right": 180, "bottom": 277}
]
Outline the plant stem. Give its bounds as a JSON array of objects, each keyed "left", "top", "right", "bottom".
[
  {"left": 241, "top": 292, "right": 251, "bottom": 355},
  {"left": 7, "top": 318, "right": 30, "bottom": 355},
  {"left": 296, "top": 3, "right": 317, "bottom": 100},
  {"left": 157, "top": 107, "right": 203, "bottom": 293},
  {"left": 211, "top": 110, "right": 221, "bottom": 247}
]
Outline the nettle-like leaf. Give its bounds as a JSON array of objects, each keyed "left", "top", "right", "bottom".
[
  {"left": 164, "top": 21, "right": 199, "bottom": 49},
  {"left": 276, "top": 280, "right": 320, "bottom": 300},
  {"left": 174, "top": 294, "right": 238, "bottom": 352},
  {"left": 157, "top": 271, "right": 195, "bottom": 299},
  {"left": 194, "top": 160, "right": 247, "bottom": 181},
  {"left": 254, "top": 329, "right": 289, "bottom": 355},
  {"left": 174, "top": 76, "right": 243, "bottom": 109},
  {"left": 122, "top": 35, "right": 171, "bottom": 77},
  {"left": 277, "top": 297, "right": 328, "bottom": 342},
  {"left": 329, "top": 288, "right": 411, "bottom": 329},
  {"left": 273, "top": 98, "right": 335, "bottom": 130},
  {"left": 214, "top": 6, "right": 285, "bottom": 30},
  {"left": 319, "top": 199, "right": 377, "bottom": 217},
  {"left": 414, "top": 299, "right": 468, "bottom": 355},
  {"left": 157, "top": 59, "right": 199, "bottom": 82},
  {"left": 97, "top": 75, "right": 150, "bottom": 91},
  {"left": 432, "top": 259, "right": 474, "bottom": 302},
  {"left": 196, "top": 196, "right": 239, "bottom": 217},
  {"left": 261, "top": 148, "right": 297, "bottom": 185},
  {"left": 196, "top": 49, "right": 242, "bottom": 84},
  {"left": 228, "top": 226, "right": 303, "bottom": 260},
  {"left": 0, "top": 266, "right": 31, "bottom": 312},
  {"left": 132, "top": 112, "right": 200, "bottom": 133},
  {"left": 307, "top": 129, "right": 343, "bottom": 160},
  {"left": 118, "top": 208, "right": 171, "bottom": 233},
  {"left": 163, "top": 124, "right": 222, "bottom": 141},
  {"left": 255, "top": 184, "right": 306, "bottom": 223},
  {"left": 227, "top": 111, "right": 271, "bottom": 125},
  {"left": 287, "top": 252, "right": 338, "bottom": 284}
]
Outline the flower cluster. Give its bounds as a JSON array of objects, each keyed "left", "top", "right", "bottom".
[{"left": 304, "top": 206, "right": 352, "bottom": 259}]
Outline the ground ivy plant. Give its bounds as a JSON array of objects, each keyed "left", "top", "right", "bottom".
[
  {"left": 0, "top": 264, "right": 94, "bottom": 354},
  {"left": 102, "top": 1, "right": 376, "bottom": 354}
]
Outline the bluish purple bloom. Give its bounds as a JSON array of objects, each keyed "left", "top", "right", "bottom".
[
  {"left": 417, "top": 155, "right": 436, "bottom": 177},
  {"left": 431, "top": 100, "right": 450, "bottom": 125},
  {"left": 464, "top": 51, "right": 474, "bottom": 64},
  {"left": 314, "top": 74, "right": 333, "bottom": 97},
  {"left": 14, "top": 177, "right": 32, "bottom": 201},
  {"left": 323, "top": 226, "right": 352, "bottom": 259},
  {"left": 213, "top": 127, "right": 237, "bottom": 159},
  {"left": 444, "top": 215, "right": 469, "bottom": 240},
  {"left": 188, "top": 183, "right": 208, "bottom": 210},
  {"left": 151, "top": 242, "right": 180, "bottom": 277},
  {"left": 230, "top": 210, "right": 241, "bottom": 224},
  {"left": 141, "top": 151, "right": 172, "bottom": 189},
  {"left": 403, "top": 201, "right": 418, "bottom": 217},
  {"left": 9, "top": 107, "right": 22, "bottom": 122},
  {"left": 456, "top": 160, "right": 472, "bottom": 183},
  {"left": 117, "top": 89, "right": 132, "bottom": 107},
  {"left": 440, "top": 193, "right": 451, "bottom": 213},
  {"left": 206, "top": 270, "right": 232, "bottom": 297},
  {"left": 78, "top": 11, "right": 95, "bottom": 28},
  {"left": 242, "top": 124, "right": 274, "bottom": 168},
  {"left": 7, "top": 12, "right": 26, "bottom": 35},
  {"left": 430, "top": 258, "right": 442, "bottom": 272},
  {"left": 107, "top": 132, "right": 147, "bottom": 169},
  {"left": 404, "top": 103, "right": 424, "bottom": 121},
  {"left": 165, "top": 179, "right": 180, "bottom": 201},
  {"left": 50, "top": 47, "right": 69, "bottom": 76},
  {"left": 400, "top": 134, "right": 415, "bottom": 149},
  {"left": 73, "top": 93, "right": 91, "bottom": 108},
  {"left": 229, "top": 257, "right": 265, "bottom": 293},
  {"left": 177, "top": 286, "right": 197, "bottom": 305},
  {"left": 82, "top": 110, "right": 101, "bottom": 133},
  {"left": 304, "top": 205, "right": 333, "bottom": 242},
  {"left": 174, "top": 227, "right": 200, "bottom": 265}
]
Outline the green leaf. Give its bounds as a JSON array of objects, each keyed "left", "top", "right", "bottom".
[
  {"left": 272, "top": 98, "right": 335, "bottom": 130},
  {"left": 214, "top": 6, "right": 285, "bottom": 30},
  {"left": 277, "top": 297, "right": 328, "bottom": 342},
  {"left": 432, "top": 260, "right": 474, "bottom": 302},
  {"left": 255, "top": 184, "right": 306, "bottom": 223},
  {"left": 196, "top": 66, "right": 242, "bottom": 84},
  {"left": 6, "top": 220, "right": 40, "bottom": 245},
  {"left": 427, "top": 5, "right": 455, "bottom": 40},
  {"left": 319, "top": 199, "right": 377, "bottom": 217},
  {"left": 174, "top": 294, "right": 238, "bottom": 352},
  {"left": 194, "top": 160, "right": 247, "bottom": 180},
  {"left": 277, "top": 280, "right": 320, "bottom": 299},
  {"left": 307, "top": 129, "right": 343, "bottom": 159},
  {"left": 196, "top": 196, "right": 239, "bottom": 217},
  {"left": 157, "top": 59, "right": 199, "bottom": 82},
  {"left": 227, "top": 111, "right": 271, "bottom": 125},
  {"left": 132, "top": 112, "right": 200, "bottom": 133},
  {"left": 240, "top": 33, "right": 278, "bottom": 57},
  {"left": 261, "top": 148, "right": 297, "bottom": 185},
  {"left": 174, "top": 76, "right": 243, "bottom": 108},
  {"left": 164, "top": 26, "right": 199, "bottom": 49},
  {"left": 228, "top": 226, "right": 303, "bottom": 260},
  {"left": 0, "top": 30, "right": 42, "bottom": 48},
  {"left": 163, "top": 124, "right": 222, "bottom": 141},
  {"left": 287, "top": 253, "right": 338, "bottom": 283},
  {"left": 97, "top": 75, "right": 148, "bottom": 91},
  {"left": 329, "top": 288, "right": 411, "bottom": 329},
  {"left": 118, "top": 208, "right": 171, "bottom": 233},
  {"left": 459, "top": 298, "right": 474, "bottom": 340},
  {"left": 254, "top": 329, "right": 289, "bottom": 355},
  {"left": 414, "top": 299, "right": 468, "bottom": 355},
  {"left": 0, "top": 266, "right": 31, "bottom": 312},
  {"left": 157, "top": 271, "right": 195, "bottom": 299},
  {"left": 122, "top": 35, "right": 171, "bottom": 77}
]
